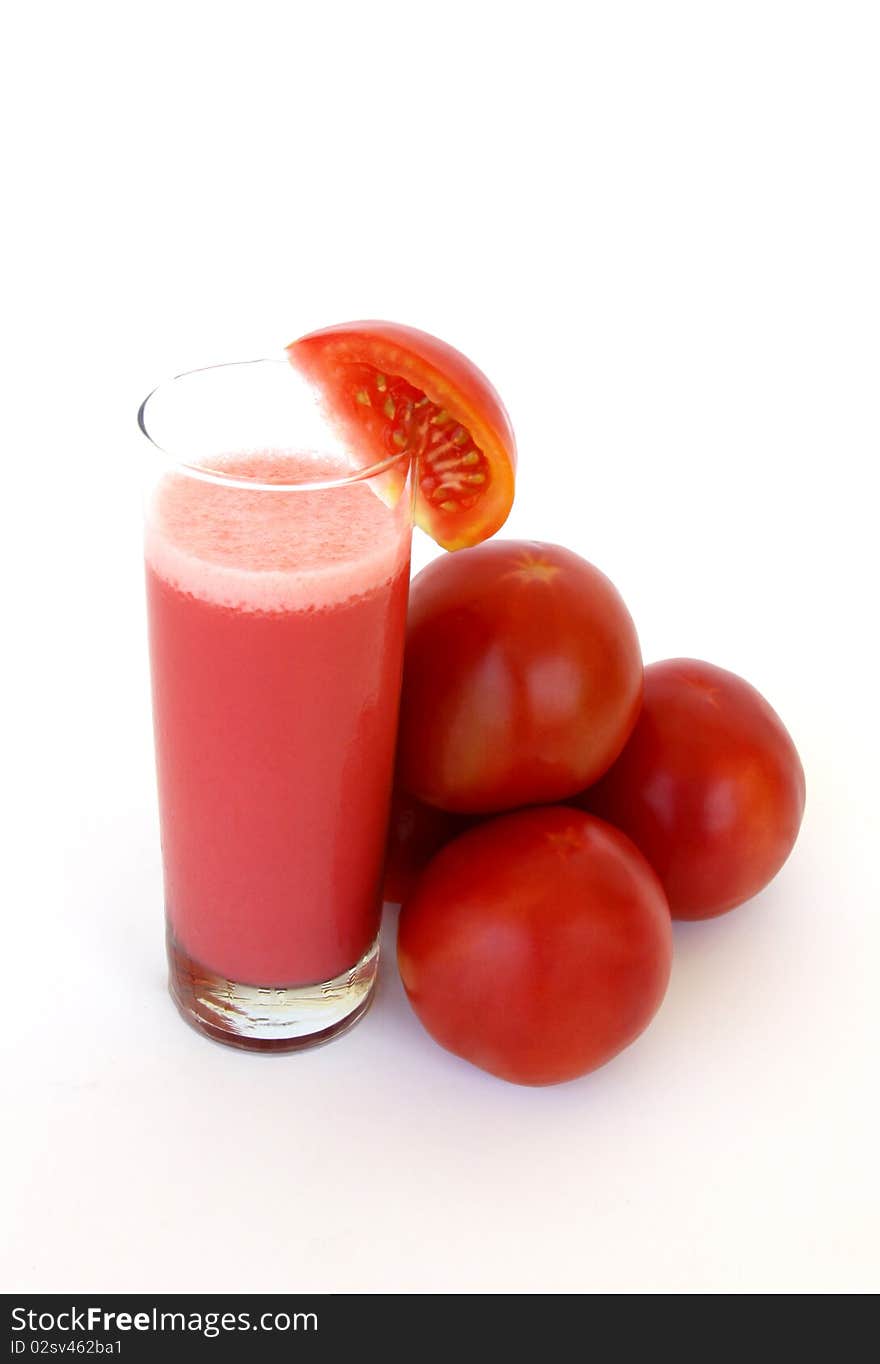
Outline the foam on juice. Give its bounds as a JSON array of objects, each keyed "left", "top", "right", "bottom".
[{"left": 145, "top": 449, "right": 410, "bottom": 613}]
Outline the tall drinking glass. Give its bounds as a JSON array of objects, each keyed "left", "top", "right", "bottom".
[{"left": 138, "top": 359, "right": 414, "bottom": 1051}]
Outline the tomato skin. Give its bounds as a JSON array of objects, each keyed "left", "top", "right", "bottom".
[
  {"left": 383, "top": 789, "right": 472, "bottom": 905},
  {"left": 288, "top": 321, "right": 516, "bottom": 550},
  {"left": 577, "top": 659, "right": 806, "bottom": 920},
  {"left": 397, "top": 540, "right": 643, "bottom": 814},
  {"left": 397, "top": 807, "right": 672, "bottom": 1086}
]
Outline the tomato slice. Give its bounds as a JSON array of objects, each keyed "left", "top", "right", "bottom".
[{"left": 286, "top": 321, "right": 516, "bottom": 550}]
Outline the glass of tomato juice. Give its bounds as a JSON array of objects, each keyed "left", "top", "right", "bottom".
[{"left": 138, "top": 358, "right": 414, "bottom": 1050}]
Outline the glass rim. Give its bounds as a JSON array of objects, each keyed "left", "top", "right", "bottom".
[{"left": 137, "top": 356, "right": 411, "bottom": 492}]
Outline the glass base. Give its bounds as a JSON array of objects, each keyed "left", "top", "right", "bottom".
[{"left": 167, "top": 933, "right": 380, "bottom": 1053}]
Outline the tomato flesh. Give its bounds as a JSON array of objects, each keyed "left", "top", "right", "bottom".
[{"left": 287, "top": 322, "right": 516, "bottom": 550}]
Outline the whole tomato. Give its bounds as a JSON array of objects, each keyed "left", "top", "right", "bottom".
[
  {"left": 397, "top": 807, "right": 672, "bottom": 1086},
  {"left": 577, "top": 658, "right": 806, "bottom": 919},
  {"left": 396, "top": 541, "right": 643, "bottom": 813},
  {"left": 383, "top": 789, "right": 472, "bottom": 904}
]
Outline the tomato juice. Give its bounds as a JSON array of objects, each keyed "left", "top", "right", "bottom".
[{"left": 145, "top": 450, "right": 411, "bottom": 988}]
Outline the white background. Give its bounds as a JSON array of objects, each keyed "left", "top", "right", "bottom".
[{"left": 2, "top": 1, "right": 878, "bottom": 1294}]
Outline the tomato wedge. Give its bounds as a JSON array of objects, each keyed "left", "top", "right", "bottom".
[{"left": 286, "top": 321, "right": 516, "bottom": 550}]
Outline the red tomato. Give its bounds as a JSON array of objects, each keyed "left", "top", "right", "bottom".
[
  {"left": 577, "top": 659, "right": 806, "bottom": 919},
  {"left": 397, "top": 807, "right": 672, "bottom": 1086},
  {"left": 396, "top": 540, "right": 643, "bottom": 813},
  {"left": 383, "top": 790, "right": 472, "bottom": 905},
  {"left": 287, "top": 321, "right": 516, "bottom": 550}
]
